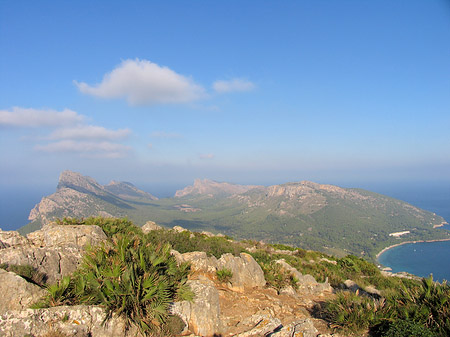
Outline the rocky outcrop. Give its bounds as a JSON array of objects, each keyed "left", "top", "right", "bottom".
[
  {"left": 0, "top": 230, "right": 29, "bottom": 249},
  {"left": 26, "top": 170, "right": 158, "bottom": 230},
  {"left": 174, "top": 250, "right": 266, "bottom": 292},
  {"left": 0, "top": 269, "right": 46, "bottom": 314},
  {"left": 177, "top": 251, "right": 218, "bottom": 273},
  {"left": 218, "top": 253, "right": 266, "bottom": 292},
  {"left": 0, "top": 224, "right": 107, "bottom": 284},
  {"left": 171, "top": 278, "right": 222, "bottom": 337},
  {"left": 27, "top": 224, "right": 107, "bottom": 248},
  {"left": 0, "top": 305, "right": 138, "bottom": 337}
]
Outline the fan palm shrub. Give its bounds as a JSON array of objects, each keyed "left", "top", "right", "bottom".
[{"left": 36, "top": 230, "right": 192, "bottom": 336}]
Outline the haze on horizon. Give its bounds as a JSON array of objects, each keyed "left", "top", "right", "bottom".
[{"left": 1, "top": 1, "right": 449, "bottom": 193}]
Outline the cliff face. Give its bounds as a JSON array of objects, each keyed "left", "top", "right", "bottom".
[{"left": 25, "top": 171, "right": 157, "bottom": 232}]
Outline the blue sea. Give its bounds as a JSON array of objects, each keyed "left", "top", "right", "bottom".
[{"left": 378, "top": 234, "right": 450, "bottom": 283}]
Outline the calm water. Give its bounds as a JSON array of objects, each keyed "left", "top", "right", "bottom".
[{"left": 378, "top": 234, "right": 450, "bottom": 283}]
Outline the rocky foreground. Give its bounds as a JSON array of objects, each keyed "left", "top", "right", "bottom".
[{"left": 0, "top": 222, "right": 346, "bottom": 337}]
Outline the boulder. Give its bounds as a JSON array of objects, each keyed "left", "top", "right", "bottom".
[
  {"left": 217, "top": 253, "right": 266, "bottom": 292},
  {"left": 0, "top": 269, "right": 46, "bottom": 314},
  {"left": 0, "top": 305, "right": 138, "bottom": 337},
  {"left": 141, "top": 221, "right": 162, "bottom": 233},
  {"left": 171, "top": 278, "right": 222, "bottom": 336}
]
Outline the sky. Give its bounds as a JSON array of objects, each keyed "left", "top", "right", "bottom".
[{"left": 1, "top": 0, "right": 450, "bottom": 197}]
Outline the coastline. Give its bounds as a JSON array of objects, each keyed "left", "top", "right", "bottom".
[{"left": 376, "top": 238, "right": 450, "bottom": 261}]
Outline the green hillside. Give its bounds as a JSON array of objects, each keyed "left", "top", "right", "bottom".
[{"left": 21, "top": 171, "right": 449, "bottom": 260}]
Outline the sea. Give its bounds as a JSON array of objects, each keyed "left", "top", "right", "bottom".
[{"left": 1, "top": 181, "right": 450, "bottom": 281}]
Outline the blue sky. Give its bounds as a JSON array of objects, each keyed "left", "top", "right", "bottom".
[{"left": 1, "top": 0, "right": 449, "bottom": 193}]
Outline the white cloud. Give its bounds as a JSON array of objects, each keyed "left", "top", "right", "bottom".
[
  {"left": 0, "top": 107, "right": 84, "bottom": 127},
  {"left": 213, "top": 78, "right": 255, "bottom": 93},
  {"left": 75, "top": 59, "right": 206, "bottom": 105},
  {"left": 35, "top": 140, "right": 130, "bottom": 158},
  {"left": 150, "top": 131, "right": 182, "bottom": 139},
  {"left": 48, "top": 125, "right": 130, "bottom": 140},
  {"left": 199, "top": 153, "right": 215, "bottom": 160}
]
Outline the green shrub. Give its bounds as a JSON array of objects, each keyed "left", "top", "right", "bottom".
[
  {"left": 372, "top": 320, "right": 435, "bottom": 337},
  {"left": 321, "top": 291, "right": 387, "bottom": 333},
  {"left": 56, "top": 217, "right": 142, "bottom": 238},
  {"left": 145, "top": 229, "right": 245, "bottom": 258},
  {"left": 259, "top": 261, "right": 296, "bottom": 291},
  {"left": 322, "top": 276, "right": 450, "bottom": 336},
  {"left": 216, "top": 268, "right": 233, "bottom": 283}
]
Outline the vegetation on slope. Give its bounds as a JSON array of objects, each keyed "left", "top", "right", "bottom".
[
  {"left": 29, "top": 217, "right": 450, "bottom": 337},
  {"left": 22, "top": 173, "right": 448, "bottom": 262}
]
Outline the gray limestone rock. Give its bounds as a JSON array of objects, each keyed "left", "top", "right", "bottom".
[
  {"left": 0, "top": 224, "right": 107, "bottom": 284},
  {"left": 217, "top": 253, "right": 266, "bottom": 292},
  {"left": 180, "top": 251, "right": 219, "bottom": 273},
  {"left": 171, "top": 279, "right": 222, "bottom": 337},
  {"left": 0, "top": 269, "right": 46, "bottom": 315},
  {"left": 0, "top": 305, "right": 139, "bottom": 337},
  {"left": 27, "top": 223, "right": 107, "bottom": 248},
  {"left": 0, "top": 245, "right": 82, "bottom": 284}
]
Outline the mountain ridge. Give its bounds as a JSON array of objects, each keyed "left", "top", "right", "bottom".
[{"left": 20, "top": 171, "right": 449, "bottom": 260}]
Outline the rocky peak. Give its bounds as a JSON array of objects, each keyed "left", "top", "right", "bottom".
[
  {"left": 57, "top": 170, "right": 105, "bottom": 195},
  {"left": 266, "top": 180, "right": 355, "bottom": 199},
  {"left": 175, "top": 178, "right": 262, "bottom": 197}
]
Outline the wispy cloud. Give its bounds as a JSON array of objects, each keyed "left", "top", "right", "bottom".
[
  {"left": 48, "top": 125, "right": 130, "bottom": 140},
  {"left": 213, "top": 78, "right": 255, "bottom": 93},
  {"left": 2, "top": 106, "right": 132, "bottom": 159},
  {"left": 75, "top": 59, "right": 206, "bottom": 105},
  {"left": 35, "top": 140, "right": 130, "bottom": 158},
  {"left": 0, "top": 107, "right": 84, "bottom": 127}
]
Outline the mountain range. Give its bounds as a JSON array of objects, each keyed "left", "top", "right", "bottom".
[{"left": 21, "top": 170, "right": 448, "bottom": 260}]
